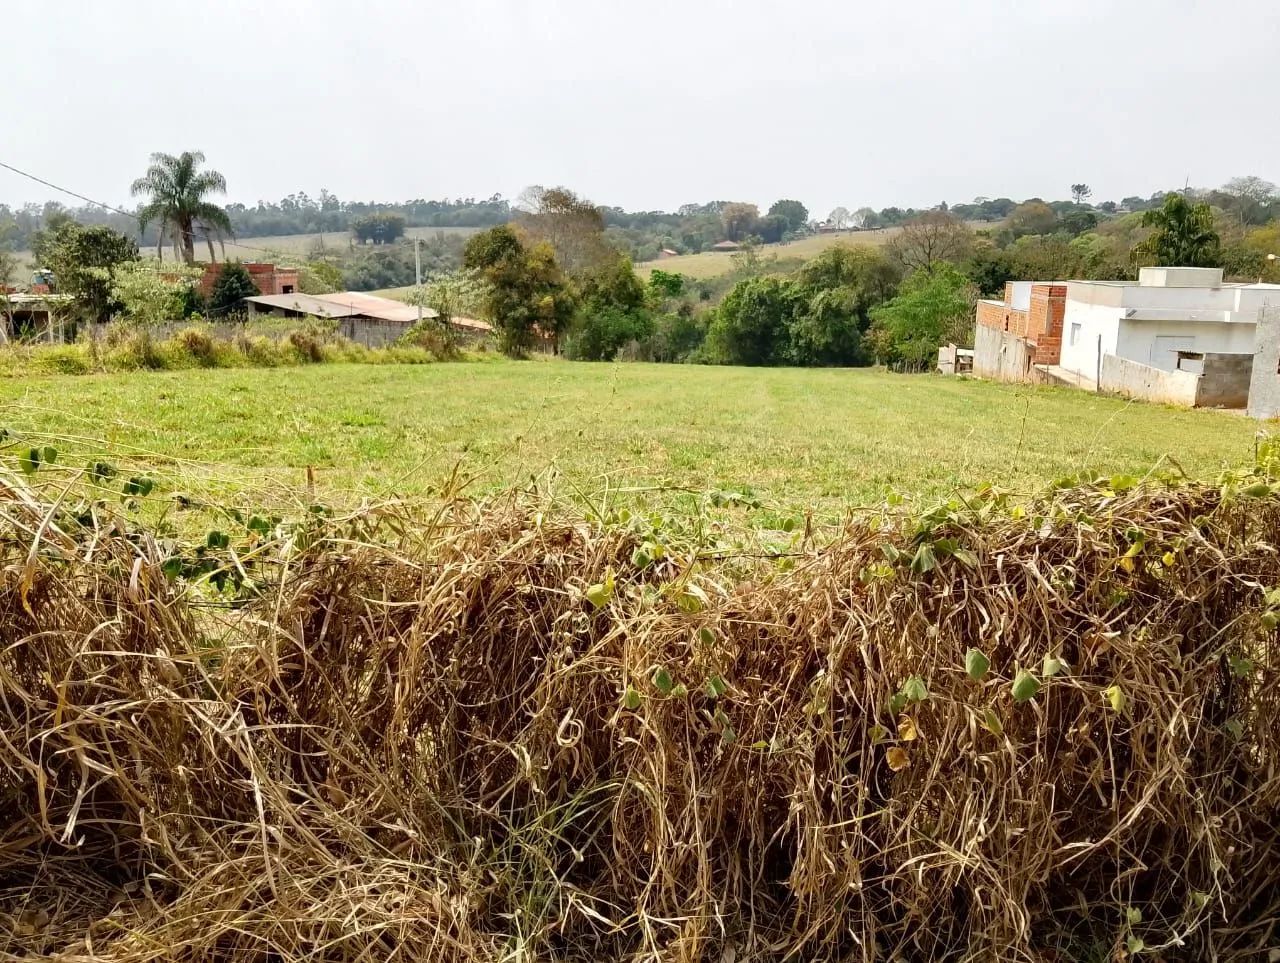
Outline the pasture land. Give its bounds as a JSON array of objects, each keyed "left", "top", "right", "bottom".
[
  {"left": 0, "top": 361, "right": 1259, "bottom": 520},
  {"left": 635, "top": 230, "right": 896, "bottom": 279},
  {"left": 9, "top": 225, "right": 480, "bottom": 272},
  {"left": 635, "top": 222, "right": 989, "bottom": 279}
]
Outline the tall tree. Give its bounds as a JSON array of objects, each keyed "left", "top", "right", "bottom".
[
  {"left": 463, "top": 225, "right": 576, "bottom": 356},
  {"left": 766, "top": 199, "right": 809, "bottom": 234},
  {"left": 721, "top": 203, "right": 761, "bottom": 242},
  {"left": 827, "top": 206, "right": 852, "bottom": 230},
  {"left": 868, "top": 264, "right": 975, "bottom": 370},
  {"left": 31, "top": 222, "right": 138, "bottom": 321},
  {"left": 852, "top": 207, "right": 880, "bottom": 229},
  {"left": 515, "top": 186, "right": 612, "bottom": 276},
  {"left": 1070, "top": 183, "right": 1093, "bottom": 205},
  {"left": 1220, "top": 176, "right": 1278, "bottom": 227},
  {"left": 1007, "top": 201, "right": 1059, "bottom": 237},
  {"left": 131, "top": 150, "right": 233, "bottom": 264},
  {"left": 1132, "top": 193, "right": 1221, "bottom": 267},
  {"left": 350, "top": 212, "right": 406, "bottom": 244},
  {"left": 886, "top": 211, "right": 974, "bottom": 273}
]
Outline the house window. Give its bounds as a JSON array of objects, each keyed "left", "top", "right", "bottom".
[
  {"left": 281, "top": 284, "right": 295, "bottom": 294},
  {"left": 1069, "top": 323, "right": 1082, "bottom": 346}
]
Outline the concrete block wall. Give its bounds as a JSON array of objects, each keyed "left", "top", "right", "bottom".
[
  {"left": 1194, "top": 353, "right": 1252, "bottom": 409},
  {"left": 974, "top": 324, "right": 1035, "bottom": 383},
  {"left": 1248, "top": 307, "right": 1280, "bottom": 419},
  {"left": 338, "top": 318, "right": 412, "bottom": 348},
  {"left": 1100, "top": 354, "right": 1200, "bottom": 406}
]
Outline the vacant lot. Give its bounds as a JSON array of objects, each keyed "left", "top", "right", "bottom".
[{"left": 0, "top": 361, "right": 1260, "bottom": 518}]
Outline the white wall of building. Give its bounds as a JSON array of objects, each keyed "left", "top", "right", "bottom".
[
  {"left": 1008, "top": 281, "right": 1033, "bottom": 312},
  {"left": 1058, "top": 300, "right": 1121, "bottom": 382},
  {"left": 1055, "top": 280, "right": 1280, "bottom": 380},
  {"left": 1116, "top": 319, "right": 1257, "bottom": 371}
]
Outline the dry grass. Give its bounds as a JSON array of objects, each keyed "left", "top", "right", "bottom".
[{"left": 1, "top": 461, "right": 1279, "bottom": 961}]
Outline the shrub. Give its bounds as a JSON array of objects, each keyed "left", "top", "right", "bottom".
[
  {"left": 102, "top": 328, "right": 165, "bottom": 371},
  {"left": 175, "top": 327, "right": 217, "bottom": 366},
  {"left": 287, "top": 329, "right": 325, "bottom": 363},
  {"left": 565, "top": 307, "right": 655, "bottom": 362},
  {"left": 396, "top": 320, "right": 458, "bottom": 360}
]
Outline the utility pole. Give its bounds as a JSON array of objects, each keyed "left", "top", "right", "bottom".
[{"left": 414, "top": 237, "right": 422, "bottom": 324}]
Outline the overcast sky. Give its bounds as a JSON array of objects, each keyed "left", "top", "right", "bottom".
[{"left": 3, "top": 0, "right": 1277, "bottom": 217}]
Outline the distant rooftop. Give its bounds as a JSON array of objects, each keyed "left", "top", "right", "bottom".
[{"left": 244, "top": 293, "right": 362, "bottom": 318}]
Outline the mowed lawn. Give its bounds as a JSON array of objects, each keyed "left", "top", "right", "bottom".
[{"left": 0, "top": 361, "right": 1262, "bottom": 513}]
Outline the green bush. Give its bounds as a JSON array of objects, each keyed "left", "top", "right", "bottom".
[
  {"left": 396, "top": 321, "right": 459, "bottom": 360},
  {"left": 175, "top": 327, "right": 218, "bottom": 366},
  {"left": 0, "top": 323, "right": 460, "bottom": 378},
  {"left": 287, "top": 329, "right": 325, "bottom": 363},
  {"left": 102, "top": 329, "right": 166, "bottom": 371},
  {"left": 566, "top": 307, "right": 655, "bottom": 362}
]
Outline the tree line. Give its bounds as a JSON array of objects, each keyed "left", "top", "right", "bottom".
[
  {"left": 3, "top": 150, "right": 1277, "bottom": 369},
  {"left": 458, "top": 175, "right": 1280, "bottom": 370}
]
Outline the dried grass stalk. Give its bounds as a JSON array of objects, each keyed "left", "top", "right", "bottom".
[{"left": 1, "top": 479, "right": 1277, "bottom": 961}]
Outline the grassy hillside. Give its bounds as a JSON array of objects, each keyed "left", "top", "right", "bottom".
[
  {"left": 0, "top": 361, "right": 1257, "bottom": 517},
  {"left": 10, "top": 225, "right": 481, "bottom": 272},
  {"left": 634, "top": 229, "right": 900, "bottom": 279}
]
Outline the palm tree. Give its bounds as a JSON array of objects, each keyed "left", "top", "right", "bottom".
[
  {"left": 131, "top": 151, "right": 233, "bottom": 265},
  {"left": 1132, "top": 193, "right": 1221, "bottom": 268}
]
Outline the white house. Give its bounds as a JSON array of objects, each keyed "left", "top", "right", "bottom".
[{"left": 1057, "top": 267, "right": 1280, "bottom": 384}]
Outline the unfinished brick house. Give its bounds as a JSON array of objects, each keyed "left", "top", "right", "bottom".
[
  {"left": 974, "top": 281, "right": 1067, "bottom": 365},
  {"left": 198, "top": 262, "right": 300, "bottom": 299}
]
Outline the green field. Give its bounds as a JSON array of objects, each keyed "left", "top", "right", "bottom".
[
  {"left": 0, "top": 361, "right": 1260, "bottom": 520},
  {"left": 634, "top": 230, "right": 899, "bottom": 279},
  {"left": 11, "top": 226, "right": 480, "bottom": 272}
]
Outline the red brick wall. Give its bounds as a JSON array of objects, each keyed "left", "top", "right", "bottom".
[
  {"left": 198, "top": 262, "right": 299, "bottom": 297},
  {"left": 976, "top": 299, "right": 1029, "bottom": 335},
  {"left": 1028, "top": 284, "right": 1067, "bottom": 364}
]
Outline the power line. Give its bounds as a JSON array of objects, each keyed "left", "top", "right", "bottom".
[{"left": 0, "top": 157, "right": 293, "bottom": 260}]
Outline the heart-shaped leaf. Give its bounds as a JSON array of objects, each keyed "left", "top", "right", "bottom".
[
  {"left": 1042, "top": 655, "right": 1065, "bottom": 678},
  {"left": 885, "top": 747, "right": 910, "bottom": 771},
  {"left": 622, "top": 687, "right": 642, "bottom": 710},
  {"left": 652, "top": 667, "right": 674, "bottom": 695},
  {"left": 897, "top": 715, "right": 918, "bottom": 742},
  {"left": 965, "top": 648, "right": 990, "bottom": 681},
  {"left": 1011, "top": 670, "right": 1041, "bottom": 703},
  {"left": 585, "top": 580, "right": 612, "bottom": 610},
  {"left": 1104, "top": 684, "right": 1126, "bottom": 713},
  {"left": 1229, "top": 655, "right": 1254, "bottom": 678},
  {"left": 901, "top": 676, "right": 929, "bottom": 704}
]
